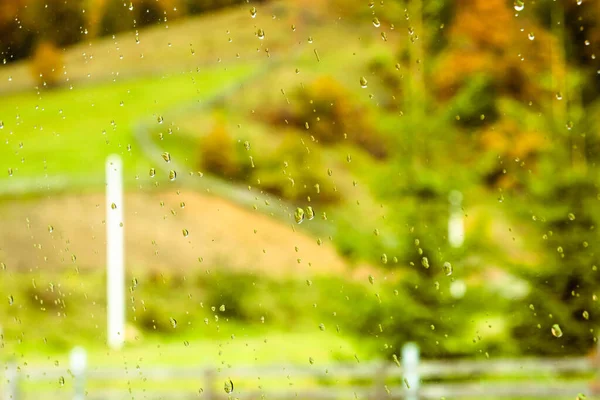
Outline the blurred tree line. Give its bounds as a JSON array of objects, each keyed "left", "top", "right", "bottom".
[
  {"left": 0, "top": 0, "right": 266, "bottom": 65},
  {"left": 282, "top": 0, "right": 600, "bottom": 357}
]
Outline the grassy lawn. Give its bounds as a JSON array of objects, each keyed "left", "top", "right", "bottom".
[{"left": 0, "top": 63, "right": 255, "bottom": 186}]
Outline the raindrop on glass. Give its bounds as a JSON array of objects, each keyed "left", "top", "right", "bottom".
[
  {"left": 443, "top": 262, "right": 453, "bottom": 276},
  {"left": 551, "top": 323, "right": 563, "bottom": 338},
  {"left": 224, "top": 379, "right": 234, "bottom": 394},
  {"left": 306, "top": 206, "right": 315, "bottom": 220},
  {"left": 514, "top": 0, "right": 524, "bottom": 11},
  {"left": 360, "top": 76, "right": 368, "bottom": 88},
  {"left": 294, "top": 207, "right": 305, "bottom": 224}
]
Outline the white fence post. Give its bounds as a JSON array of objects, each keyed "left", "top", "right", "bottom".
[
  {"left": 3, "top": 360, "right": 18, "bottom": 400},
  {"left": 402, "top": 342, "right": 420, "bottom": 400},
  {"left": 70, "top": 347, "right": 87, "bottom": 400},
  {"left": 106, "top": 155, "right": 125, "bottom": 349},
  {"left": 448, "top": 190, "right": 464, "bottom": 248}
]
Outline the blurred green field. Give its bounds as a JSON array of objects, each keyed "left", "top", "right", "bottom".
[
  {"left": 1, "top": 2, "right": 600, "bottom": 394},
  {"left": 0, "top": 64, "right": 255, "bottom": 184}
]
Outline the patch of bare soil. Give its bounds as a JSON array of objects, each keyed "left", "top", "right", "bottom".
[{"left": 0, "top": 190, "right": 353, "bottom": 279}]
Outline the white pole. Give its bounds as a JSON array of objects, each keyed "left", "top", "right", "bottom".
[
  {"left": 448, "top": 190, "right": 464, "bottom": 248},
  {"left": 402, "top": 342, "right": 420, "bottom": 400},
  {"left": 70, "top": 347, "right": 87, "bottom": 400},
  {"left": 106, "top": 155, "right": 125, "bottom": 349}
]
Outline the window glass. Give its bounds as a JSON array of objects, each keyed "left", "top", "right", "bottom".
[{"left": 1, "top": 0, "right": 599, "bottom": 399}]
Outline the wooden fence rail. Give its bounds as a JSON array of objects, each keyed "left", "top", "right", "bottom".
[{"left": 3, "top": 343, "right": 599, "bottom": 400}]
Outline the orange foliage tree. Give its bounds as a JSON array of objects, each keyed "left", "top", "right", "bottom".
[{"left": 30, "top": 41, "right": 64, "bottom": 88}]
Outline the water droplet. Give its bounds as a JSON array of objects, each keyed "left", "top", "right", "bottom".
[
  {"left": 568, "top": 213, "right": 575, "bottom": 221},
  {"left": 443, "top": 262, "right": 453, "bottom": 276},
  {"left": 128, "top": 2, "right": 133, "bottom": 11},
  {"left": 149, "top": 168, "right": 156, "bottom": 178},
  {"left": 555, "top": 92, "right": 563, "bottom": 100},
  {"left": 327, "top": 168, "right": 333, "bottom": 176},
  {"left": 250, "top": 6, "right": 257, "bottom": 18},
  {"left": 527, "top": 32, "right": 535, "bottom": 40},
  {"left": 132, "top": 278, "right": 138, "bottom": 288},
  {"left": 162, "top": 152, "right": 171, "bottom": 163},
  {"left": 319, "top": 323, "right": 325, "bottom": 331},
  {"left": 381, "top": 253, "right": 388, "bottom": 264},
  {"left": 224, "top": 379, "right": 234, "bottom": 394},
  {"left": 368, "top": 275, "right": 374, "bottom": 285},
  {"left": 111, "top": 203, "right": 117, "bottom": 210},
  {"left": 8, "top": 295, "right": 14, "bottom": 305},
  {"left": 359, "top": 76, "right": 368, "bottom": 88},
  {"left": 308, "top": 357, "right": 314, "bottom": 365},
  {"left": 157, "top": 116, "right": 164, "bottom": 124},
  {"left": 306, "top": 206, "right": 315, "bottom": 220},
  {"left": 71, "top": 254, "right": 77, "bottom": 262},
  {"left": 219, "top": 304, "right": 225, "bottom": 312},
  {"left": 170, "top": 317, "right": 178, "bottom": 328},
  {"left": 583, "top": 310, "right": 590, "bottom": 320},
  {"left": 421, "top": 257, "right": 430, "bottom": 269},
  {"left": 169, "top": 170, "right": 177, "bottom": 181},
  {"left": 308, "top": 36, "right": 313, "bottom": 44},
  {"left": 184, "top": 340, "right": 190, "bottom": 347},
  {"left": 372, "top": 17, "right": 381, "bottom": 27},
  {"left": 48, "top": 225, "right": 54, "bottom": 233},
  {"left": 58, "top": 376, "right": 65, "bottom": 386},
  {"left": 243, "top": 140, "right": 251, "bottom": 151},
  {"left": 182, "top": 229, "right": 189, "bottom": 237},
  {"left": 8, "top": 168, "right": 13, "bottom": 177},
  {"left": 0, "top": 121, "right": 3, "bottom": 129},
  {"left": 551, "top": 323, "right": 563, "bottom": 338},
  {"left": 566, "top": 121, "right": 574, "bottom": 130},
  {"left": 514, "top": 0, "right": 524, "bottom": 11},
  {"left": 257, "top": 28, "right": 265, "bottom": 40},
  {"left": 294, "top": 207, "right": 305, "bottom": 224}
]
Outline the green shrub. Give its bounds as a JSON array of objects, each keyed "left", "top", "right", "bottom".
[
  {"left": 199, "top": 115, "right": 251, "bottom": 180},
  {"left": 265, "top": 76, "right": 388, "bottom": 159},
  {"left": 253, "top": 133, "right": 341, "bottom": 203}
]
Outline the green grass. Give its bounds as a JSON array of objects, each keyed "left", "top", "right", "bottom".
[{"left": 0, "top": 63, "right": 255, "bottom": 186}]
